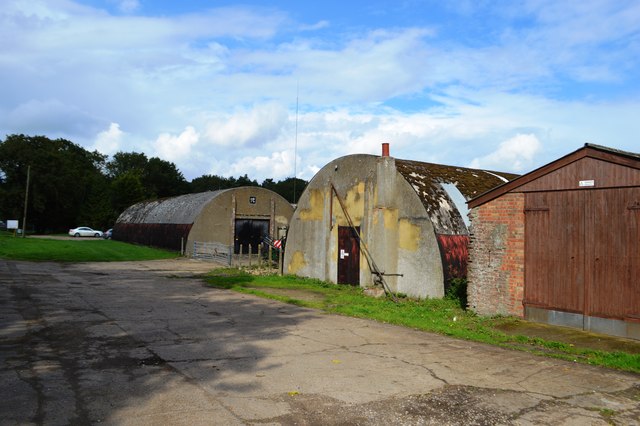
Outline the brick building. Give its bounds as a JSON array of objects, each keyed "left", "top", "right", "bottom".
[{"left": 467, "top": 144, "right": 640, "bottom": 340}]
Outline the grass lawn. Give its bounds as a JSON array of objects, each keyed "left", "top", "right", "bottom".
[
  {"left": 205, "top": 268, "right": 640, "bottom": 374},
  {"left": 0, "top": 233, "right": 178, "bottom": 262}
]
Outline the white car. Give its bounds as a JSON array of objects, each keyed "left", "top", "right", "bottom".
[{"left": 68, "top": 227, "right": 103, "bottom": 238}]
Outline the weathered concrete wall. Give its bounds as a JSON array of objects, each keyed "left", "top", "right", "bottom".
[
  {"left": 467, "top": 193, "right": 525, "bottom": 316},
  {"left": 186, "top": 187, "right": 293, "bottom": 255},
  {"left": 284, "top": 154, "right": 444, "bottom": 299}
]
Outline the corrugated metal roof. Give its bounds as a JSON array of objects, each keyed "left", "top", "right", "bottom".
[
  {"left": 116, "top": 190, "right": 226, "bottom": 225},
  {"left": 395, "top": 159, "right": 518, "bottom": 234}
]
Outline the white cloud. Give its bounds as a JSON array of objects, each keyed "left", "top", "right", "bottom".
[
  {"left": 204, "top": 103, "right": 288, "bottom": 147},
  {"left": 299, "top": 20, "right": 330, "bottom": 31},
  {"left": 227, "top": 150, "right": 296, "bottom": 181},
  {"left": 93, "top": 123, "right": 124, "bottom": 155},
  {"left": 469, "top": 134, "right": 542, "bottom": 172},
  {"left": 1, "top": 99, "right": 103, "bottom": 138},
  {"left": 114, "top": 0, "right": 139, "bottom": 14},
  {"left": 154, "top": 126, "right": 199, "bottom": 162},
  {"left": 1, "top": 0, "right": 639, "bottom": 186}
]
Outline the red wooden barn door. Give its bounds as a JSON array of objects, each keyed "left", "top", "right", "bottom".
[
  {"left": 524, "top": 191, "right": 585, "bottom": 313},
  {"left": 588, "top": 187, "right": 640, "bottom": 320},
  {"left": 338, "top": 226, "right": 360, "bottom": 285},
  {"left": 525, "top": 187, "right": 640, "bottom": 322}
]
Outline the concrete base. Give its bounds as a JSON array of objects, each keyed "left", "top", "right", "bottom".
[{"left": 525, "top": 306, "right": 640, "bottom": 341}]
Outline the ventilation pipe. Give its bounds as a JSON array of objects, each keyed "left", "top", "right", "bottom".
[{"left": 382, "top": 142, "right": 390, "bottom": 157}]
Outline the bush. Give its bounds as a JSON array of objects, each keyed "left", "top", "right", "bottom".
[{"left": 445, "top": 278, "right": 468, "bottom": 309}]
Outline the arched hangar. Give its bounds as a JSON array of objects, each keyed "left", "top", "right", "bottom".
[
  {"left": 283, "top": 144, "right": 515, "bottom": 299},
  {"left": 114, "top": 187, "right": 294, "bottom": 256}
]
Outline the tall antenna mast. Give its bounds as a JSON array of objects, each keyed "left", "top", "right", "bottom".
[{"left": 293, "top": 81, "right": 299, "bottom": 204}]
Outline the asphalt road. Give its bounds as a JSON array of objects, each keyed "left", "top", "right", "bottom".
[{"left": 1, "top": 259, "right": 639, "bottom": 425}]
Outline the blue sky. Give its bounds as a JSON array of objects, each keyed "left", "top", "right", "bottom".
[{"left": 1, "top": 0, "right": 639, "bottom": 181}]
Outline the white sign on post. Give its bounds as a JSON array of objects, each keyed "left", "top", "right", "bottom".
[{"left": 7, "top": 220, "right": 19, "bottom": 230}]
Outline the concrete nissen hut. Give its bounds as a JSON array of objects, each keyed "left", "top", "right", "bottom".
[
  {"left": 114, "top": 187, "right": 294, "bottom": 256},
  {"left": 467, "top": 144, "right": 640, "bottom": 340},
  {"left": 283, "top": 144, "right": 516, "bottom": 299}
]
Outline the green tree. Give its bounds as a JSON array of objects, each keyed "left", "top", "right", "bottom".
[
  {"left": 143, "top": 157, "right": 188, "bottom": 198},
  {"left": 106, "top": 152, "right": 148, "bottom": 178},
  {"left": 0, "top": 134, "right": 106, "bottom": 232},
  {"left": 261, "top": 177, "right": 308, "bottom": 203},
  {"left": 77, "top": 173, "right": 114, "bottom": 228},
  {"left": 190, "top": 174, "right": 233, "bottom": 192},
  {"left": 189, "top": 174, "right": 259, "bottom": 193},
  {"left": 106, "top": 151, "right": 188, "bottom": 200},
  {"left": 111, "top": 171, "right": 146, "bottom": 214}
]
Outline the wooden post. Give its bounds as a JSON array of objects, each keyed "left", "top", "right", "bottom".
[{"left": 22, "top": 165, "right": 30, "bottom": 238}]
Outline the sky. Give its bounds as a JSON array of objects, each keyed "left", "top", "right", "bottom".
[{"left": 1, "top": 0, "right": 639, "bottom": 182}]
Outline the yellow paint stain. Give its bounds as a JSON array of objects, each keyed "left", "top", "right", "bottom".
[
  {"left": 334, "top": 182, "right": 365, "bottom": 224},
  {"left": 299, "top": 189, "right": 324, "bottom": 221},
  {"left": 287, "top": 251, "right": 307, "bottom": 274},
  {"left": 399, "top": 219, "right": 420, "bottom": 251},
  {"left": 382, "top": 208, "right": 399, "bottom": 230}
]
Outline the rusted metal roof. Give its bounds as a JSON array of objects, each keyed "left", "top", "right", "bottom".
[
  {"left": 396, "top": 159, "right": 518, "bottom": 234},
  {"left": 116, "top": 190, "right": 225, "bottom": 224}
]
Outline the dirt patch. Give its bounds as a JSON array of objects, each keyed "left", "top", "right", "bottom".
[
  {"left": 269, "top": 384, "right": 607, "bottom": 425},
  {"left": 495, "top": 321, "right": 640, "bottom": 354}
]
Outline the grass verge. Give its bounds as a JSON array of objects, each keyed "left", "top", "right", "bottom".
[
  {"left": 205, "top": 268, "right": 640, "bottom": 374},
  {"left": 0, "top": 233, "right": 178, "bottom": 262}
]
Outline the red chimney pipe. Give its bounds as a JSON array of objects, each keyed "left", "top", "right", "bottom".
[{"left": 382, "top": 142, "right": 390, "bottom": 157}]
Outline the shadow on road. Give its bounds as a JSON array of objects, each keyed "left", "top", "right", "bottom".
[{"left": 0, "top": 260, "right": 318, "bottom": 424}]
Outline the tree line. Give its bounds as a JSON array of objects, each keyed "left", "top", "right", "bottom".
[{"left": 0, "top": 134, "right": 307, "bottom": 233}]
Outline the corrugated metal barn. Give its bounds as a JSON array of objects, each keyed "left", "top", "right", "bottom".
[
  {"left": 114, "top": 187, "right": 294, "bottom": 257},
  {"left": 283, "top": 144, "right": 515, "bottom": 299},
  {"left": 467, "top": 144, "right": 640, "bottom": 340}
]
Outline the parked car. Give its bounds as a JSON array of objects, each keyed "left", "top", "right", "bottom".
[
  {"left": 103, "top": 228, "right": 113, "bottom": 239},
  {"left": 68, "top": 227, "right": 103, "bottom": 238}
]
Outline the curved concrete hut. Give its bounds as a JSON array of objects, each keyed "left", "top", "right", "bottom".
[
  {"left": 284, "top": 145, "right": 516, "bottom": 299},
  {"left": 114, "top": 187, "right": 294, "bottom": 256}
]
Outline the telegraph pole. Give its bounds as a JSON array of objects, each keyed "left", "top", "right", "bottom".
[{"left": 22, "top": 165, "right": 30, "bottom": 238}]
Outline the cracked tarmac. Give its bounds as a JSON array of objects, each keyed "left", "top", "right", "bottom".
[{"left": 1, "top": 259, "right": 639, "bottom": 425}]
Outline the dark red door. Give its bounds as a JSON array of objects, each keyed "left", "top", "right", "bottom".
[{"left": 338, "top": 226, "right": 360, "bottom": 285}]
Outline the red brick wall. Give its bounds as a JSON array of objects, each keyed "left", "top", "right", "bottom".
[{"left": 467, "top": 193, "right": 525, "bottom": 317}]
